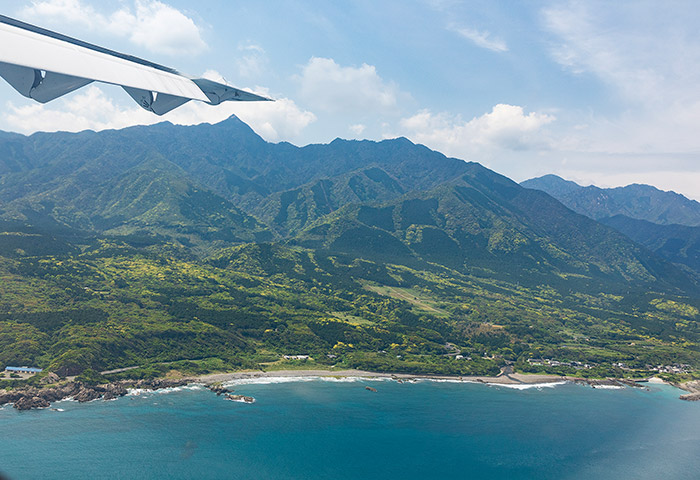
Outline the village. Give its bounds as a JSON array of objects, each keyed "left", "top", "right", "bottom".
[{"left": 526, "top": 358, "right": 693, "bottom": 375}]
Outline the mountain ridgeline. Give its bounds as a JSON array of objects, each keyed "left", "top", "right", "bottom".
[
  {"left": 0, "top": 117, "right": 693, "bottom": 291},
  {"left": 0, "top": 117, "right": 699, "bottom": 379},
  {"left": 522, "top": 174, "right": 700, "bottom": 279},
  {"left": 521, "top": 174, "right": 700, "bottom": 226}
]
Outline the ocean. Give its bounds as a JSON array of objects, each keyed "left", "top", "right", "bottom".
[{"left": 1, "top": 378, "right": 698, "bottom": 479}]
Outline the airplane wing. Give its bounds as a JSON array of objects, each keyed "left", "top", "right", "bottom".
[{"left": 0, "top": 14, "right": 271, "bottom": 115}]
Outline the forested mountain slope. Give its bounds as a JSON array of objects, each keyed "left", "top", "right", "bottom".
[
  {"left": 0, "top": 118, "right": 698, "bottom": 380},
  {"left": 600, "top": 215, "right": 700, "bottom": 278}
]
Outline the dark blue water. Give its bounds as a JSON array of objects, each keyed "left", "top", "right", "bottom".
[{"left": 1, "top": 379, "right": 698, "bottom": 479}]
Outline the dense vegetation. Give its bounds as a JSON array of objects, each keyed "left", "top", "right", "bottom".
[
  {"left": 0, "top": 118, "right": 699, "bottom": 381},
  {"left": 1, "top": 236, "right": 698, "bottom": 380}
]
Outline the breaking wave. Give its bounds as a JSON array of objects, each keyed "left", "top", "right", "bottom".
[{"left": 486, "top": 381, "right": 568, "bottom": 390}]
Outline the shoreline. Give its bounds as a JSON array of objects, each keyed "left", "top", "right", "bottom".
[
  {"left": 195, "top": 369, "right": 569, "bottom": 386},
  {"left": 196, "top": 369, "right": 699, "bottom": 398},
  {"left": 1, "top": 369, "right": 696, "bottom": 411}
]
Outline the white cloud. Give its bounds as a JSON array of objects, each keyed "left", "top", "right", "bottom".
[
  {"left": 226, "top": 96, "right": 317, "bottom": 142},
  {"left": 349, "top": 124, "right": 366, "bottom": 135},
  {"left": 3, "top": 86, "right": 158, "bottom": 133},
  {"left": 21, "top": 0, "right": 207, "bottom": 56},
  {"left": 110, "top": 1, "right": 207, "bottom": 56},
  {"left": 448, "top": 24, "right": 508, "bottom": 52},
  {"left": 200, "top": 69, "right": 226, "bottom": 83},
  {"left": 2, "top": 84, "right": 316, "bottom": 142},
  {"left": 235, "top": 44, "right": 268, "bottom": 79},
  {"left": 21, "top": 0, "right": 98, "bottom": 28},
  {"left": 398, "top": 104, "right": 554, "bottom": 159},
  {"left": 297, "top": 57, "right": 408, "bottom": 114},
  {"left": 542, "top": 2, "right": 669, "bottom": 103}
]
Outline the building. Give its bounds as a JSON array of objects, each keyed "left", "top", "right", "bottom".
[{"left": 4, "top": 366, "right": 43, "bottom": 374}]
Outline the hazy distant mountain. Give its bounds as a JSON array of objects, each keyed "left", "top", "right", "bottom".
[{"left": 521, "top": 174, "right": 700, "bottom": 226}]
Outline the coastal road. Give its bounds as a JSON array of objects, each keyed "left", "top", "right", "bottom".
[{"left": 100, "top": 366, "right": 141, "bottom": 375}]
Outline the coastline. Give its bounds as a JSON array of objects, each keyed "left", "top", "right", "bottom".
[
  {"left": 1, "top": 369, "right": 696, "bottom": 411},
  {"left": 195, "top": 369, "right": 568, "bottom": 386},
  {"left": 196, "top": 369, "right": 688, "bottom": 394},
  {"left": 196, "top": 368, "right": 700, "bottom": 398}
]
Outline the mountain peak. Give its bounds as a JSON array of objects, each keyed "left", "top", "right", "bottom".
[{"left": 520, "top": 174, "right": 583, "bottom": 196}]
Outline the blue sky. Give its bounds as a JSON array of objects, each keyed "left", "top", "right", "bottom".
[{"left": 2, "top": 0, "right": 700, "bottom": 200}]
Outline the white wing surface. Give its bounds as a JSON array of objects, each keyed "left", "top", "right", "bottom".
[{"left": 0, "top": 14, "right": 271, "bottom": 115}]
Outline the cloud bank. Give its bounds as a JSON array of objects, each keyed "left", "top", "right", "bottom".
[
  {"left": 297, "top": 57, "right": 408, "bottom": 114},
  {"left": 398, "top": 104, "right": 554, "bottom": 159}
]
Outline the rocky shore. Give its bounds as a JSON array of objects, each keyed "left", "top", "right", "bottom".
[
  {"left": 0, "top": 378, "right": 192, "bottom": 411},
  {"left": 1, "top": 369, "right": 696, "bottom": 410},
  {"left": 676, "top": 380, "right": 700, "bottom": 401}
]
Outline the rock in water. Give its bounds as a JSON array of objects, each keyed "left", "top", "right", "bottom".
[
  {"left": 209, "top": 385, "right": 231, "bottom": 396},
  {"left": 224, "top": 394, "right": 255, "bottom": 403}
]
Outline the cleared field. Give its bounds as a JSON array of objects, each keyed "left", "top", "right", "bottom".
[
  {"left": 364, "top": 284, "right": 449, "bottom": 316},
  {"left": 331, "top": 312, "right": 377, "bottom": 325}
]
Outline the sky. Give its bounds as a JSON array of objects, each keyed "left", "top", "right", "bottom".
[{"left": 1, "top": 0, "right": 700, "bottom": 200}]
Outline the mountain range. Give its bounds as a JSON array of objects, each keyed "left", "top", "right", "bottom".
[
  {"left": 521, "top": 174, "right": 700, "bottom": 226},
  {"left": 0, "top": 117, "right": 694, "bottom": 291},
  {"left": 521, "top": 174, "right": 700, "bottom": 279},
  {"left": 0, "top": 117, "right": 698, "bottom": 378}
]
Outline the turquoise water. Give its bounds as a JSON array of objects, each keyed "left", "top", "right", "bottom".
[{"left": 1, "top": 379, "right": 699, "bottom": 479}]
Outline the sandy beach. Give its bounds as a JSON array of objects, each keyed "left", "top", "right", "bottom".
[{"left": 196, "top": 369, "right": 567, "bottom": 386}]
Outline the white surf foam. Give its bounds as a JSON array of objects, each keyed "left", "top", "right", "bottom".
[
  {"left": 126, "top": 384, "right": 205, "bottom": 396},
  {"left": 487, "top": 381, "right": 568, "bottom": 390},
  {"left": 422, "top": 378, "right": 478, "bottom": 384}
]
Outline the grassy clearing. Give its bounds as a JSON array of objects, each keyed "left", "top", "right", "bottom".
[
  {"left": 364, "top": 284, "right": 449, "bottom": 316},
  {"left": 331, "top": 312, "right": 376, "bottom": 326}
]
